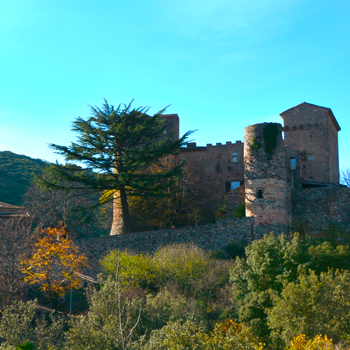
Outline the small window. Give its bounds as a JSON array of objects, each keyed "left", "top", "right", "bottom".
[
  {"left": 231, "top": 181, "right": 240, "bottom": 190},
  {"left": 309, "top": 155, "right": 313, "bottom": 161},
  {"left": 233, "top": 152, "right": 238, "bottom": 163},
  {"left": 257, "top": 188, "right": 264, "bottom": 199},
  {"left": 310, "top": 134, "right": 313, "bottom": 142},
  {"left": 291, "top": 158, "right": 296, "bottom": 169}
]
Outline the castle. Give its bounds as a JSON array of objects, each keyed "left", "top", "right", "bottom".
[
  {"left": 110, "top": 102, "right": 350, "bottom": 236},
  {"left": 175, "top": 102, "right": 348, "bottom": 234},
  {"left": 83, "top": 102, "right": 350, "bottom": 271}
]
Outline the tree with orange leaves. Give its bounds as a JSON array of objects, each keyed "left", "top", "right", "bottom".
[{"left": 20, "top": 227, "right": 87, "bottom": 310}]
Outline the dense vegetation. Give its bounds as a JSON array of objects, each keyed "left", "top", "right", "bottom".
[
  {"left": 1, "top": 232, "right": 350, "bottom": 349},
  {"left": 0, "top": 151, "right": 48, "bottom": 205}
]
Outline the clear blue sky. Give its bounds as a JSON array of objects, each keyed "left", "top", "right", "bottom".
[{"left": 1, "top": 0, "right": 349, "bottom": 169}]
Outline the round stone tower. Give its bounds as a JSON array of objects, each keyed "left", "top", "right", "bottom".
[{"left": 244, "top": 122, "right": 288, "bottom": 226}]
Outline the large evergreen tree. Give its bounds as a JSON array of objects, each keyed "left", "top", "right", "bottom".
[{"left": 46, "top": 100, "right": 191, "bottom": 234}]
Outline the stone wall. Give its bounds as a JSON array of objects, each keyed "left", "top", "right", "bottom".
[
  {"left": 292, "top": 186, "right": 350, "bottom": 232},
  {"left": 180, "top": 141, "right": 244, "bottom": 218},
  {"left": 78, "top": 218, "right": 254, "bottom": 275},
  {"left": 225, "top": 185, "right": 245, "bottom": 216},
  {"left": 281, "top": 103, "right": 340, "bottom": 184}
]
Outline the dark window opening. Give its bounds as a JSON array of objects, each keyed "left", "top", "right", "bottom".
[
  {"left": 291, "top": 158, "right": 296, "bottom": 169},
  {"left": 231, "top": 181, "right": 240, "bottom": 190},
  {"left": 257, "top": 188, "right": 264, "bottom": 198}
]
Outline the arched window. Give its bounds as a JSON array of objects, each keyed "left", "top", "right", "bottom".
[{"left": 257, "top": 188, "right": 264, "bottom": 199}]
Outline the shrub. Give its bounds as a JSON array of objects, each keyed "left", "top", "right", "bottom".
[
  {"left": 100, "top": 250, "right": 156, "bottom": 290},
  {"left": 229, "top": 232, "right": 350, "bottom": 344},
  {"left": 225, "top": 238, "right": 248, "bottom": 259},
  {"left": 153, "top": 244, "right": 209, "bottom": 293},
  {"left": 0, "top": 300, "right": 36, "bottom": 348},
  {"left": 267, "top": 270, "right": 350, "bottom": 348},
  {"left": 65, "top": 277, "right": 144, "bottom": 350},
  {"left": 143, "top": 318, "right": 265, "bottom": 349},
  {"left": 232, "top": 202, "right": 245, "bottom": 218},
  {"left": 0, "top": 300, "right": 65, "bottom": 350},
  {"left": 287, "top": 334, "right": 334, "bottom": 350},
  {"left": 15, "top": 343, "right": 36, "bottom": 350}
]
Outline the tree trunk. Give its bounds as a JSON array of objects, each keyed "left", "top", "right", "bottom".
[
  {"left": 119, "top": 185, "right": 132, "bottom": 234},
  {"left": 110, "top": 191, "right": 125, "bottom": 235}
]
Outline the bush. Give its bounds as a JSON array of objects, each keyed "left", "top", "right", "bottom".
[
  {"left": 100, "top": 250, "right": 156, "bottom": 290},
  {"left": 225, "top": 238, "right": 248, "bottom": 259},
  {"left": 229, "top": 232, "right": 350, "bottom": 344},
  {"left": 101, "top": 244, "right": 212, "bottom": 296},
  {"left": 0, "top": 300, "right": 36, "bottom": 348},
  {"left": 287, "top": 334, "right": 334, "bottom": 350},
  {"left": 65, "top": 277, "right": 144, "bottom": 350},
  {"left": 0, "top": 300, "right": 65, "bottom": 350},
  {"left": 143, "top": 318, "right": 265, "bottom": 350},
  {"left": 15, "top": 343, "right": 35, "bottom": 350},
  {"left": 267, "top": 269, "right": 350, "bottom": 348}
]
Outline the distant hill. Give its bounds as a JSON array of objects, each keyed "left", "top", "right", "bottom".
[{"left": 0, "top": 151, "right": 49, "bottom": 205}]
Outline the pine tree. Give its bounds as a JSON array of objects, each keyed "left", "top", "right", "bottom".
[{"left": 45, "top": 100, "right": 191, "bottom": 234}]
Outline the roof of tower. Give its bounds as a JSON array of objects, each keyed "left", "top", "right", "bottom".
[{"left": 280, "top": 102, "right": 341, "bottom": 132}]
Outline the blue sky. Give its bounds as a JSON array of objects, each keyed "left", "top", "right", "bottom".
[{"left": 0, "top": 0, "right": 349, "bottom": 169}]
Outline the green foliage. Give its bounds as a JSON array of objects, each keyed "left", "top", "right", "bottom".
[
  {"left": 101, "top": 244, "right": 211, "bottom": 296},
  {"left": 46, "top": 100, "right": 192, "bottom": 234},
  {"left": 267, "top": 269, "right": 350, "bottom": 348},
  {"left": 101, "top": 244, "right": 233, "bottom": 321},
  {"left": 143, "top": 318, "right": 265, "bottom": 350},
  {"left": 66, "top": 277, "right": 144, "bottom": 350},
  {"left": 251, "top": 137, "right": 262, "bottom": 151},
  {"left": 287, "top": 334, "right": 335, "bottom": 350},
  {"left": 65, "top": 278, "right": 203, "bottom": 349},
  {"left": 100, "top": 250, "right": 156, "bottom": 290},
  {"left": 152, "top": 244, "right": 210, "bottom": 296},
  {"left": 225, "top": 238, "right": 248, "bottom": 259},
  {"left": 215, "top": 204, "right": 226, "bottom": 220},
  {"left": 0, "top": 300, "right": 66, "bottom": 350},
  {"left": 263, "top": 123, "right": 279, "bottom": 156},
  {"left": 15, "top": 342, "right": 35, "bottom": 350},
  {"left": 0, "top": 300, "right": 36, "bottom": 347},
  {"left": 0, "top": 151, "right": 47, "bottom": 205},
  {"left": 232, "top": 201, "right": 245, "bottom": 218},
  {"left": 229, "top": 232, "right": 350, "bottom": 344},
  {"left": 138, "top": 289, "right": 204, "bottom": 343}
]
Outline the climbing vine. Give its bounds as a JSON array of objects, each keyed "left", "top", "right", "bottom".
[
  {"left": 250, "top": 137, "right": 261, "bottom": 151},
  {"left": 263, "top": 123, "right": 279, "bottom": 156}
]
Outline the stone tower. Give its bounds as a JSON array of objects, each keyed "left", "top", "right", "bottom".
[
  {"left": 244, "top": 123, "right": 289, "bottom": 226},
  {"left": 280, "top": 102, "right": 340, "bottom": 185}
]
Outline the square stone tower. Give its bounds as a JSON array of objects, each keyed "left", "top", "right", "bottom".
[{"left": 280, "top": 102, "right": 340, "bottom": 185}]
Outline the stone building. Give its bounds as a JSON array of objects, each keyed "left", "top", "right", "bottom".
[
  {"left": 82, "top": 102, "right": 350, "bottom": 271},
  {"left": 110, "top": 101, "right": 348, "bottom": 235},
  {"left": 179, "top": 102, "right": 346, "bottom": 233}
]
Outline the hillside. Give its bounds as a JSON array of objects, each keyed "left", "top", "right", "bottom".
[{"left": 0, "top": 151, "right": 49, "bottom": 205}]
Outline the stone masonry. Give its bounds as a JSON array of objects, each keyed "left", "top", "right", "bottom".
[{"left": 77, "top": 101, "right": 350, "bottom": 271}]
